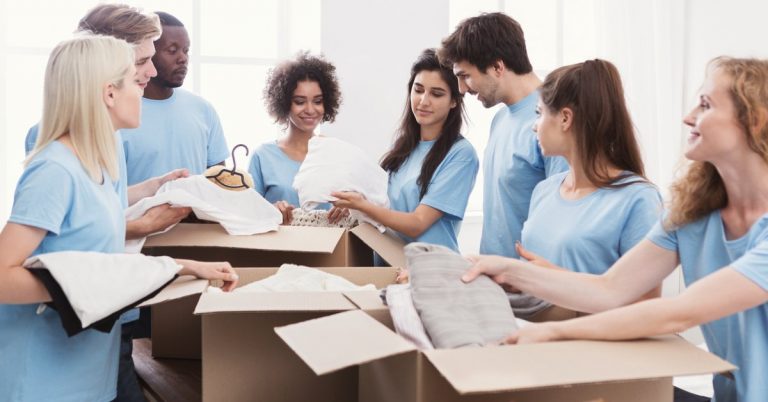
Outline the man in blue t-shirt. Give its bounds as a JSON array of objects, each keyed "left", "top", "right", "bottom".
[
  {"left": 438, "top": 13, "right": 568, "bottom": 259},
  {"left": 120, "top": 11, "right": 229, "bottom": 186}
]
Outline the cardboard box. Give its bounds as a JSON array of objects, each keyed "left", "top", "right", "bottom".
[
  {"left": 276, "top": 310, "right": 736, "bottom": 402},
  {"left": 189, "top": 267, "right": 399, "bottom": 402},
  {"left": 141, "top": 222, "right": 405, "bottom": 359}
]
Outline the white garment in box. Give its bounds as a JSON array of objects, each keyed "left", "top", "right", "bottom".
[
  {"left": 230, "top": 264, "right": 376, "bottom": 293},
  {"left": 124, "top": 175, "right": 283, "bottom": 253},
  {"left": 292, "top": 136, "right": 389, "bottom": 231},
  {"left": 24, "top": 251, "right": 180, "bottom": 328}
]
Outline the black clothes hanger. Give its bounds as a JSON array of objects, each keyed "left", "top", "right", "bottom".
[{"left": 206, "top": 143, "right": 250, "bottom": 189}]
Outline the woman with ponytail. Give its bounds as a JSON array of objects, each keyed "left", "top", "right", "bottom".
[
  {"left": 508, "top": 59, "right": 662, "bottom": 320},
  {"left": 332, "top": 49, "right": 479, "bottom": 251},
  {"left": 464, "top": 57, "right": 768, "bottom": 402}
]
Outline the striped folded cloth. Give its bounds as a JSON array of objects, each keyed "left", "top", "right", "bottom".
[{"left": 405, "top": 242, "right": 518, "bottom": 348}]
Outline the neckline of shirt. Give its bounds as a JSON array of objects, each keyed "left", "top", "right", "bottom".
[{"left": 506, "top": 90, "right": 539, "bottom": 114}]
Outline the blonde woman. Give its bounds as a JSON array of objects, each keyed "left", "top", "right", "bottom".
[
  {"left": 0, "top": 35, "right": 237, "bottom": 402},
  {"left": 464, "top": 57, "right": 768, "bottom": 402}
]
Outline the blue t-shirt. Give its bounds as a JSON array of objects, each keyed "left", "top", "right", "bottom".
[
  {"left": 25, "top": 124, "right": 128, "bottom": 210},
  {"left": 522, "top": 172, "right": 662, "bottom": 274},
  {"left": 480, "top": 91, "right": 569, "bottom": 258},
  {"left": 1, "top": 141, "right": 126, "bottom": 402},
  {"left": 248, "top": 141, "right": 330, "bottom": 210},
  {"left": 120, "top": 88, "right": 229, "bottom": 185},
  {"left": 648, "top": 211, "right": 768, "bottom": 402},
  {"left": 387, "top": 138, "right": 479, "bottom": 251}
]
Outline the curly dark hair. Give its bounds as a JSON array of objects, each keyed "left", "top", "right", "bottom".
[{"left": 263, "top": 51, "right": 342, "bottom": 125}]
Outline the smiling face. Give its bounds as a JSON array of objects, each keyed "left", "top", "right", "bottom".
[
  {"left": 682, "top": 69, "right": 746, "bottom": 163},
  {"left": 452, "top": 60, "right": 501, "bottom": 108},
  {"left": 288, "top": 80, "right": 324, "bottom": 134},
  {"left": 151, "top": 25, "right": 190, "bottom": 88},
  {"left": 410, "top": 70, "right": 456, "bottom": 133},
  {"left": 132, "top": 38, "right": 157, "bottom": 90}
]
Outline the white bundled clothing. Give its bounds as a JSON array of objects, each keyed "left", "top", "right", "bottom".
[
  {"left": 232, "top": 264, "right": 376, "bottom": 293},
  {"left": 24, "top": 251, "right": 181, "bottom": 332},
  {"left": 124, "top": 175, "right": 282, "bottom": 253},
  {"left": 292, "top": 136, "right": 389, "bottom": 231}
]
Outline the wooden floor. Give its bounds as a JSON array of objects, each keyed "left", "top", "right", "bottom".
[{"left": 133, "top": 339, "right": 202, "bottom": 402}]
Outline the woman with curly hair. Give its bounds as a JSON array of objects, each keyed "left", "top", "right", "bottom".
[
  {"left": 332, "top": 49, "right": 479, "bottom": 252},
  {"left": 248, "top": 52, "right": 342, "bottom": 223},
  {"left": 464, "top": 57, "right": 768, "bottom": 402}
]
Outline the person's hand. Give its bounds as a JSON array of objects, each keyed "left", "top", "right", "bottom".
[
  {"left": 178, "top": 260, "right": 239, "bottom": 292},
  {"left": 504, "top": 322, "right": 562, "bottom": 344},
  {"left": 327, "top": 206, "right": 350, "bottom": 224},
  {"left": 462, "top": 254, "right": 516, "bottom": 284},
  {"left": 516, "top": 241, "right": 561, "bottom": 270},
  {"left": 395, "top": 267, "right": 409, "bottom": 284},
  {"left": 330, "top": 191, "right": 367, "bottom": 210},
  {"left": 147, "top": 168, "right": 190, "bottom": 196},
  {"left": 137, "top": 204, "right": 191, "bottom": 235},
  {"left": 274, "top": 201, "right": 295, "bottom": 225}
]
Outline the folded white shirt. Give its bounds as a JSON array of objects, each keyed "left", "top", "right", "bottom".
[
  {"left": 24, "top": 251, "right": 181, "bottom": 332},
  {"left": 124, "top": 175, "right": 283, "bottom": 253},
  {"left": 292, "top": 136, "right": 389, "bottom": 231}
]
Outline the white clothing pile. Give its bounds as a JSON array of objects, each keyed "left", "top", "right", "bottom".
[
  {"left": 124, "top": 175, "right": 283, "bottom": 253},
  {"left": 231, "top": 264, "right": 376, "bottom": 293},
  {"left": 24, "top": 251, "right": 181, "bottom": 334},
  {"left": 292, "top": 136, "right": 389, "bottom": 231}
]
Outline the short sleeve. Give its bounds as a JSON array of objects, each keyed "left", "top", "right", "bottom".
[
  {"left": 8, "top": 160, "right": 74, "bottom": 235},
  {"left": 25, "top": 124, "right": 39, "bottom": 155},
  {"left": 732, "top": 238, "right": 768, "bottom": 291},
  {"left": 247, "top": 151, "right": 267, "bottom": 196},
  {"left": 420, "top": 140, "right": 479, "bottom": 220},
  {"left": 619, "top": 185, "right": 664, "bottom": 254},
  {"left": 646, "top": 213, "right": 679, "bottom": 252},
  {"left": 206, "top": 104, "right": 230, "bottom": 167}
]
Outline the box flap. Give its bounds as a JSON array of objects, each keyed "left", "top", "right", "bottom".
[
  {"left": 138, "top": 275, "right": 207, "bottom": 307},
  {"left": 343, "top": 290, "right": 387, "bottom": 311},
  {"left": 423, "top": 335, "right": 735, "bottom": 395},
  {"left": 194, "top": 291, "right": 357, "bottom": 314},
  {"left": 275, "top": 310, "right": 416, "bottom": 375},
  {"left": 349, "top": 224, "right": 405, "bottom": 267},
  {"left": 144, "top": 223, "right": 344, "bottom": 253}
]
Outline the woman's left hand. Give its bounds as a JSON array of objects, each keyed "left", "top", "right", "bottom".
[
  {"left": 331, "top": 191, "right": 367, "bottom": 210},
  {"left": 179, "top": 260, "right": 239, "bottom": 292}
]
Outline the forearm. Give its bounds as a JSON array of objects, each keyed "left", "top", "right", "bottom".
[
  {"left": 0, "top": 266, "right": 52, "bottom": 304},
  {"left": 127, "top": 181, "right": 155, "bottom": 206},
  {"left": 552, "top": 296, "right": 693, "bottom": 341},
  {"left": 506, "top": 261, "right": 639, "bottom": 313},
  {"left": 125, "top": 218, "right": 148, "bottom": 240},
  {"left": 357, "top": 203, "right": 431, "bottom": 238}
]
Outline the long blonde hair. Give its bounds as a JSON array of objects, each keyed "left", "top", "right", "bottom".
[
  {"left": 667, "top": 57, "right": 768, "bottom": 227},
  {"left": 27, "top": 35, "right": 134, "bottom": 183}
]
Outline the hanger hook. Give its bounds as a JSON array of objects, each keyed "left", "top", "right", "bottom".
[{"left": 231, "top": 143, "right": 249, "bottom": 171}]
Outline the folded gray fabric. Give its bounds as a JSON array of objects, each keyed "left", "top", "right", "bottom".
[
  {"left": 405, "top": 242, "right": 518, "bottom": 348},
  {"left": 507, "top": 291, "right": 552, "bottom": 319}
]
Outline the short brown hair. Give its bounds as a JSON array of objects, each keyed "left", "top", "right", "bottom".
[
  {"left": 77, "top": 4, "right": 161, "bottom": 45},
  {"left": 263, "top": 52, "right": 342, "bottom": 125},
  {"left": 438, "top": 12, "right": 532, "bottom": 74}
]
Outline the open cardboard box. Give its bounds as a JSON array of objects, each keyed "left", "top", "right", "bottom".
[
  {"left": 141, "top": 222, "right": 405, "bottom": 359},
  {"left": 275, "top": 310, "right": 736, "bottom": 402},
  {"left": 142, "top": 266, "right": 400, "bottom": 402}
]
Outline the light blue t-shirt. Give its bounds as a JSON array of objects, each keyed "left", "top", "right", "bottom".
[
  {"left": 480, "top": 91, "right": 569, "bottom": 258},
  {"left": 25, "top": 124, "right": 128, "bottom": 209},
  {"left": 120, "top": 88, "right": 229, "bottom": 185},
  {"left": 648, "top": 211, "right": 768, "bottom": 402},
  {"left": 522, "top": 172, "right": 662, "bottom": 274},
  {"left": 1, "top": 141, "right": 126, "bottom": 402},
  {"left": 387, "top": 138, "right": 479, "bottom": 251},
  {"left": 248, "top": 141, "right": 330, "bottom": 210}
]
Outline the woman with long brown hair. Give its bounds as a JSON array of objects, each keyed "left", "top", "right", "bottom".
[
  {"left": 332, "top": 48, "right": 479, "bottom": 251},
  {"left": 464, "top": 57, "right": 768, "bottom": 402},
  {"left": 509, "top": 59, "right": 662, "bottom": 320}
]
